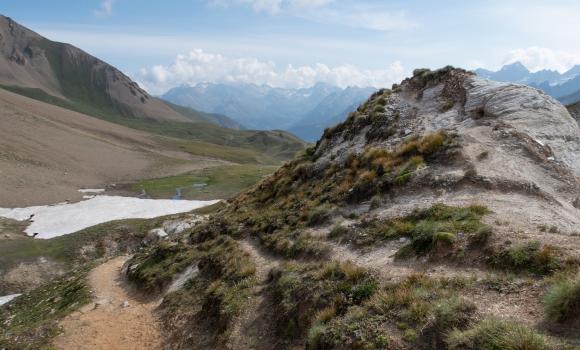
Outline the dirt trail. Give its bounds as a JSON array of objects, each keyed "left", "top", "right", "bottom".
[
  {"left": 239, "top": 238, "right": 281, "bottom": 280},
  {"left": 52, "top": 256, "right": 162, "bottom": 350}
]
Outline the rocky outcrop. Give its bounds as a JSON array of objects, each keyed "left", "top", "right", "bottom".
[{"left": 316, "top": 67, "right": 580, "bottom": 234}]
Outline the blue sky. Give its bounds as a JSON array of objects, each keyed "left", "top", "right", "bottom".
[{"left": 2, "top": 0, "right": 580, "bottom": 94}]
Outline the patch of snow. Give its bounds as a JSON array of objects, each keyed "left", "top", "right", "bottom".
[
  {"left": 0, "top": 294, "right": 21, "bottom": 306},
  {"left": 78, "top": 189, "right": 105, "bottom": 194},
  {"left": 0, "top": 196, "right": 220, "bottom": 239}
]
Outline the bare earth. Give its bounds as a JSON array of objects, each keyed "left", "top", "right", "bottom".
[
  {"left": 0, "top": 88, "right": 225, "bottom": 207},
  {"left": 52, "top": 256, "right": 162, "bottom": 350}
]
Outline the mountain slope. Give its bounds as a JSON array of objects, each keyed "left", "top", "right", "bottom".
[
  {"left": 536, "top": 75, "right": 580, "bottom": 104},
  {"left": 162, "top": 82, "right": 376, "bottom": 140},
  {"left": 0, "top": 15, "right": 241, "bottom": 129},
  {"left": 162, "top": 82, "right": 341, "bottom": 130},
  {"left": 0, "top": 15, "right": 306, "bottom": 196},
  {"left": 164, "top": 101, "right": 244, "bottom": 129},
  {"left": 111, "top": 67, "right": 579, "bottom": 349},
  {"left": 0, "top": 87, "right": 227, "bottom": 207},
  {"left": 287, "top": 86, "right": 376, "bottom": 141},
  {"left": 3, "top": 68, "right": 579, "bottom": 349}
]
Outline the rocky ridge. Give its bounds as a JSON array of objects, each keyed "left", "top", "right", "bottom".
[
  {"left": 117, "top": 67, "right": 580, "bottom": 349},
  {"left": 3, "top": 67, "right": 579, "bottom": 349}
]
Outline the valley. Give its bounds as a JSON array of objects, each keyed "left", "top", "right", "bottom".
[
  {"left": 2, "top": 66, "right": 579, "bottom": 350},
  {"left": 0, "top": 5, "right": 579, "bottom": 350}
]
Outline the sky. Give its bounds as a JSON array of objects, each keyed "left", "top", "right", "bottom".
[{"left": 2, "top": 0, "right": 580, "bottom": 94}]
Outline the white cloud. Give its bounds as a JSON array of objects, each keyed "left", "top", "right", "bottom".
[
  {"left": 137, "top": 49, "right": 406, "bottom": 94},
  {"left": 207, "top": 0, "right": 332, "bottom": 14},
  {"left": 502, "top": 47, "right": 580, "bottom": 73},
  {"left": 304, "top": 7, "right": 417, "bottom": 32},
  {"left": 95, "top": 0, "right": 115, "bottom": 17},
  {"left": 205, "top": 0, "right": 417, "bottom": 31}
]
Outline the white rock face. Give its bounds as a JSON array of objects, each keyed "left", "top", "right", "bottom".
[
  {"left": 464, "top": 77, "right": 580, "bottom": 174},
  {"left": 167, "top": 265, "right": 199, "bottom": 293},
  {"left": 162, "top": 216, "right": 205, "bottom": 235},
  {"left": 78, "top": 189, "right": 105, "bottom": 194},
  {"left": 0, "top": 294, "right": 21, "bottom": 306},
  {"left": 0, "top": 196, "right": 220, "bottom": 239}
]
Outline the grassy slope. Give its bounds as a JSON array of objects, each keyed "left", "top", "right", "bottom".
[
  {"left": 120, "top": 76, "right": 579, "bottom": 348},
  {"left": 164, "top": 100, "right": 244, "bottom": 130},
  {"left": 0, "top": 84, "right": 305, "bottom": 165},
  {"left": 1, "top": 36, "right": 306, "bottom": 165},
  {"left": 0, "top": 219, "right": 155, "bottom": 273},
  {"left": 0, "top": 266, "right": 92, "bottom": 350},
  {"left": 126, "top": 164, "right": 278, "bottom": 200}
]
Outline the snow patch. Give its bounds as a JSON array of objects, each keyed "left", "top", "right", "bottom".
[
  {"left": 0, "top": 294, "right": 21, "bottom": 306},
  {"left": 0, "top": 196, "right": 220, "bottom": 239},
  {"left": 78, "top": 189, "right": 105, "bottom": 193}
]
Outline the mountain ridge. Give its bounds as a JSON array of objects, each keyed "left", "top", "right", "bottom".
[
  {"left": 163, "top": 82, "right": 376, "bottom": 141},
  {"left": 474, "top": 61, "right": 580, "bottom": 104},
  {"left": 0, "top": 15, "right": 241, "bottom": 129},
  {"left": 122, "top": 67, "right": 580, "bottom": 349}
]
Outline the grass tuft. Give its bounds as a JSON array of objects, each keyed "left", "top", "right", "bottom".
[
  {"left": 489, "top": 242, "right": 561, "bottom": 275},
  {"left": 447, "top": 318, "right": 555, "bottom": 350},
  {"left": 543, "top": 277, "right": 580, "bottom": 324}
]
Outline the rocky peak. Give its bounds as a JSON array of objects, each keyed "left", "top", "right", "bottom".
[{"left": 316, "top": 67, "right": 579, "bottom": 175}]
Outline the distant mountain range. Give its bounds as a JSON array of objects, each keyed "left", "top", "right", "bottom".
[
  {"left": 0, "top": 14, "right": 306, "bottom": 186},
  {"left": 162, "top": 83, "right": 377, "bottom": 142},
  {"left": 474, "top": 62, "right": 580, "bottom": 105}
]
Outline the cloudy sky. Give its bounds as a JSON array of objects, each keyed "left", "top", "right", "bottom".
[{"left": 2, "top": 0, "right": 580, "bottom": 94}]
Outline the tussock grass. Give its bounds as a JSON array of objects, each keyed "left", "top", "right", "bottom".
[
  {"left": 310, "top": 274, "right": 475, "bottom": 349},
  {"left": 543, "top": 277, "right": 580, "bottom": 324},
  {"left": 128, "top": 241, "right": 201, "bottom": 292},
  {"left": 329, "top": 203, "right": 490, "bottom": 257},
  {"left": 135, "top": 235, "right": 257, "bottom": 347},
  {"left": 268, "top": 261, "right": 378, "bottom": 340},
  {"left": 489, "top": 241, "right": 561, "bottom": 275},
  {"left": 447, "top": 318, "right": 555, "bottom": 350}
]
